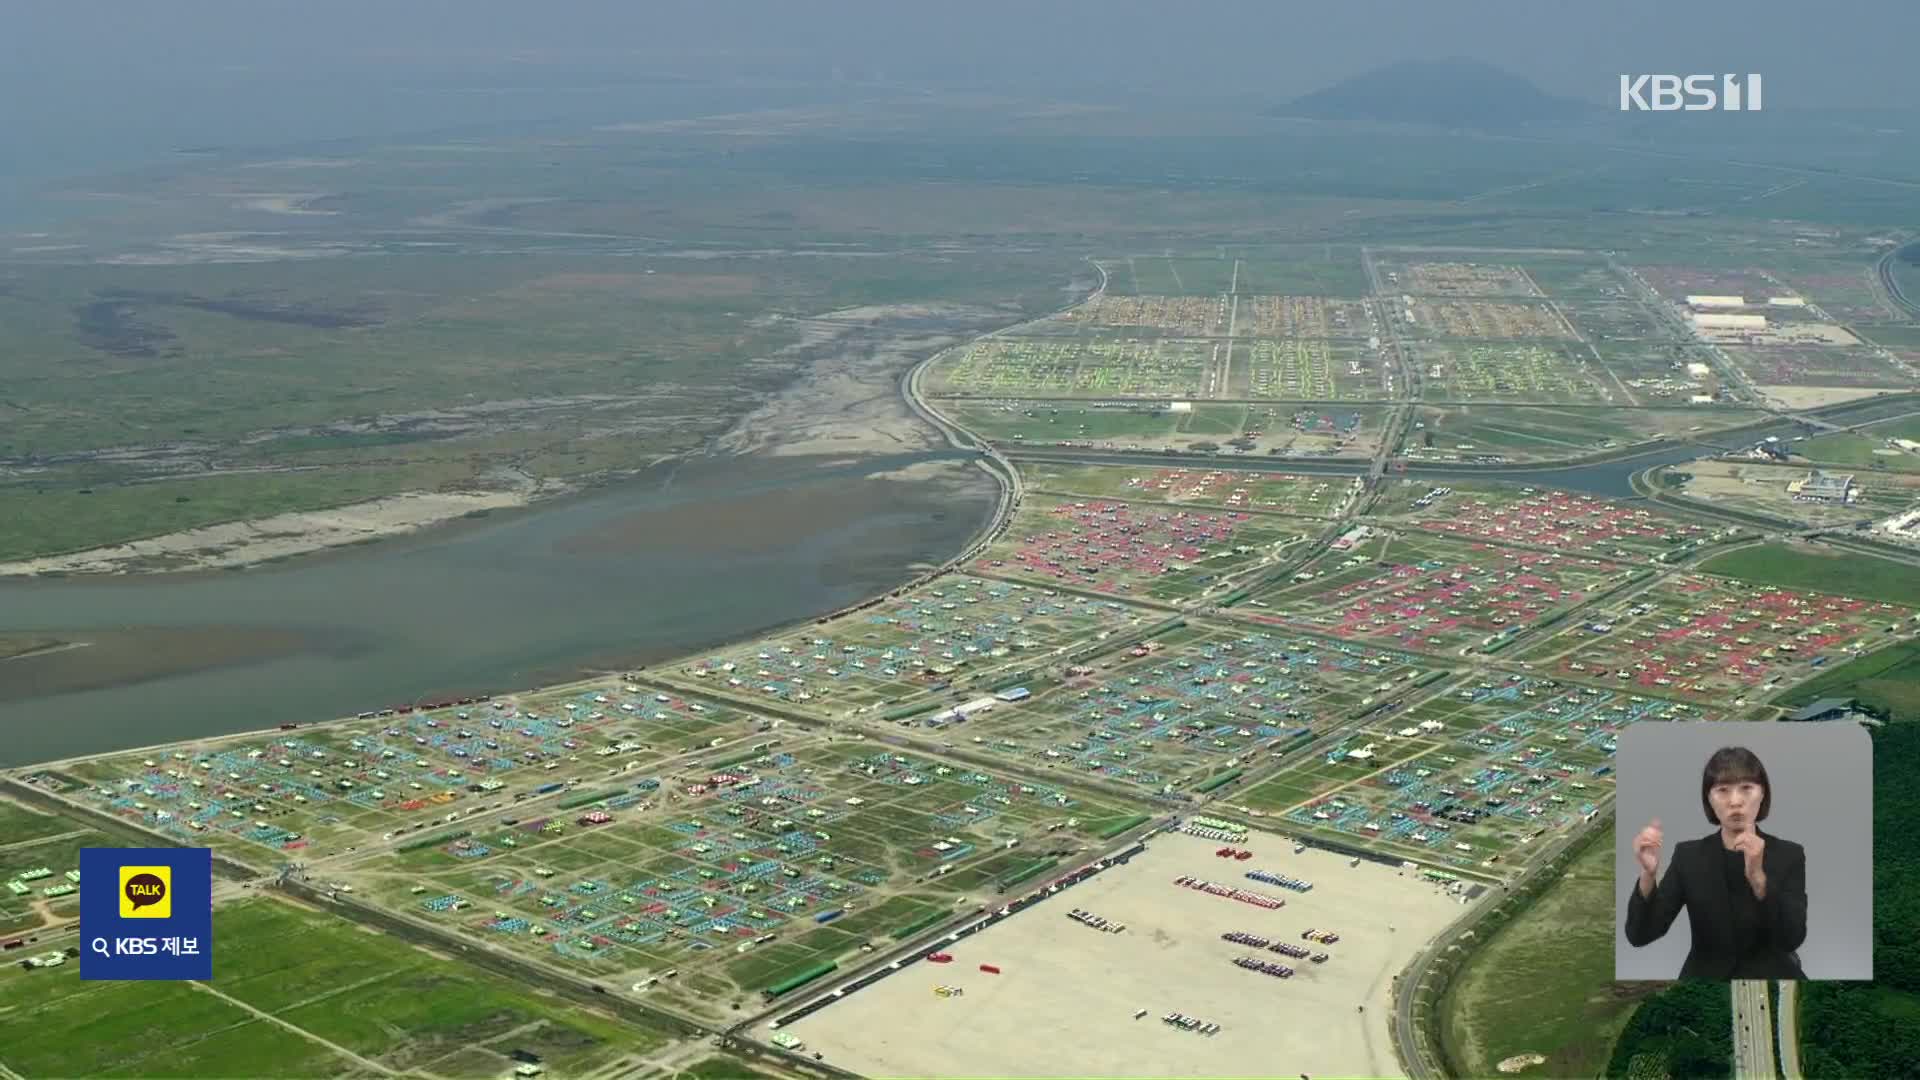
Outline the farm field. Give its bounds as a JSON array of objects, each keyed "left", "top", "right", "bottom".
[
  {"left": 1020, "top": 462, "right": 1361, "bottom": 518},
  {"left": 1373, "top": 260, "right": 1542, "bottom": 298},
  {"left": 1632, "top": 266, "right": 1796, "bottom": 303},
  {"left": 957, "top": 623, "right": 1437, "bottom": 796},
  {"left": 44, "top": 684, "right": 776, "bottom": 868},
  {"left": 1237, "top": 338, "right": 1394, "bottom": 399},
  {"left": 927, "top": 337, "right": 1222, "bottom": 398},
  {"left": 1512, "top": 260, "right": 1634, "bottom": 300},
  {"left": 1562, "top": 301, "right": 1670, "bottom": 343},
  {"left": 331, "top": 737, "right": 1146, "bottom": 1020},
  {"left": 1405, "top": 405, "right": 1769, "bottom": 464},
  {"left": 971, "top": 495, "right": 1313, "bottom": 603},
  {"left": 1665, "top": 460, "right": 1899, "bottom": 527},
  {"left": 1371, "top": 481, "right": 1744, "bottom": 562},
  {"left": 1858, "top": 326, "right": 1920, "bottom": 350},
  {"left": 1235, "top": 678, "right": 1703, "bottom": 874},
  {"left": 1397, "top": 299, "right": 1577, "bottom": 340},
  {"left": 1053, "top": 295, "right": 1228, "bottom": 336},
  {"left": 1783, "top": 270, "right": 1906, "bottom": 324},
  {"left": 666, "top": 575, "right": 1149, "bottom": 715},
  {"left": 1103, "top": 257, "right": 1237, "bottom": 297},
  {"left": 1232, "top": 254, "right": 1371, "bottom": 297},
  {"left": 779, "top": 831, "right": 1462, "bottom": 1080},
  {"left": 1720, "top": 345, "right": 1915, "bottom": 395},
  {"left": 0, "top": 898, "right": 676, "bottom": 1078},
  {"left": 1514, "top": 572, "right": 1914, "bottom": 706},
  {"left": 1406, "top": 341, "right": 1619, "bottom": 403},
  {"left": 1238, "top": 529, "right": 1639, "bottom": 656},
  {"left": 1235, "top": 296, "right": 1377, "bottom": 338}
]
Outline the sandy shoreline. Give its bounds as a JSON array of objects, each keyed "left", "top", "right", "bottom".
[{"left": 0, "top": 487, "right": 548, "bottom": 578}]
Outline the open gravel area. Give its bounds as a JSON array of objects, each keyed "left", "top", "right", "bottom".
[{"left": 781, "top": 830, "right": 1471, "bottom": 1078}]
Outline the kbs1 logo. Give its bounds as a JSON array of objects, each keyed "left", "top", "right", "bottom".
[{"left": 1619, "top": 74, "right": 1763, "bottom": 112}]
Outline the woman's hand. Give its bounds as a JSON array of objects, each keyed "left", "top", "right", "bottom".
[
  {"left": 1634, "top": 818, "right": 1664, "bottom": 877},
  {"left": 1730, "top": 829, "right": 1767, "bottom": 898}
]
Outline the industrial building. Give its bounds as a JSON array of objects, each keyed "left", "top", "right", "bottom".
[
  {"left": 1787, "top": 470, "right": 1855, "bottom": 503},
  {"left": 1783, "top": 698, "right": 1859, "bottom": 722},
  {"left": 1685, "top": 295, "right": 1748, "bottom": 309},
  {"left": 1691, "top": 312, "right": 1767, "bottom": 331}
]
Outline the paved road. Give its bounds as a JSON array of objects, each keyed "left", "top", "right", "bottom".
[
  {"left": 1877, "top": 240, "right": 1920, "bottom": 319},
  {"left": 1777, "top": 979, "right": 1803, "bottom": 1079},
  {"left": 1732, "top": 979, "right": 1778, "bottom": 1079}
]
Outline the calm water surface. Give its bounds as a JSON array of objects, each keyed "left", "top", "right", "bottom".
[{"left": 0, "top": 452, "right": 995, "bottom": 766}]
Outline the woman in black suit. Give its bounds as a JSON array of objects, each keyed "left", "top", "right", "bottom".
[{"left": 1623, "top": 746, "right": 1808, "bottom": 979}]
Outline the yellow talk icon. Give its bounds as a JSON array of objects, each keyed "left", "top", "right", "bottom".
[{"left": 119, "top": 865, "right": 171, "bottom": 919}]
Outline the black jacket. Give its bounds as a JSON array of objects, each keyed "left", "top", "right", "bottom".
[{"left": 1624, "top": 828, "right": 1808, "bottom": 979}]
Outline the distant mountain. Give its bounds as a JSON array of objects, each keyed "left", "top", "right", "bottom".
[{"left": 1271, "top": 59, "right": 1592, "bottom": 130}]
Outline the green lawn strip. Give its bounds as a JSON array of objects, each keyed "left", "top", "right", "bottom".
[
  {"left": 675, "top": 1051, "right": 785, "bottom": 1080},
  {"left": 0, "top": 797, "right": 82, "bottom": 845},
  {"left": 1439, "top": 824, "right": 1643, "bottom": 1079}
]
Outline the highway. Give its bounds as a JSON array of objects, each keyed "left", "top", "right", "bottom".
[
  {"left": 1732, "top": 979, "right": 1778, "bottom": 1079},
  {"left": 1877, "top": 239, "right": 1920, "bottom": 320},
  {"left": 1777, "top": 979, "right": 1803, "bottom": 1079}
]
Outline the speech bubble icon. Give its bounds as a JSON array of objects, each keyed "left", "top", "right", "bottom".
[{"left": 124, "top": 872, "right": 167, "bottom": 911}]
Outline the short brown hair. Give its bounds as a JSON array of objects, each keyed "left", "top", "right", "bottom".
[{"left": 1701, "top": 746, "right": 1771, "bottom": 825}]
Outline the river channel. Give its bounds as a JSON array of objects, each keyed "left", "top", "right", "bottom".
[{"left": 0, "top": 451, "right": 996, "bottom": 766}]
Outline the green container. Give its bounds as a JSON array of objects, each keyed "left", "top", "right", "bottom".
[
  {"left": 880, "top": 700, "right": 943, "bottom": 722},
  {"left": 763, "top": 960, "right": 839, "bottom": 998},
  {"left": 1193, "top": 768, "right": 1245, "bottom": 794},
  {"left": 1001, "top": 858, "right": 1058, "bottom": 889},
  {"left": 556, "top": 788, "right": 625, "bottom": 810},
  {"left": 892, "top": 909, "right": 949, "bottom": 940},
  {"left": 397, "top": 829, "right": 470, "bottom": 853},
  {"left": 1097, "top": 813, "right": 1151, "bottom": 839}
]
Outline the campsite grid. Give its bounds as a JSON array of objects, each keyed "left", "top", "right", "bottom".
[
  {"left": 930, "top": 337, "right": 1221, "bottom": 398},
  {"left": 973, "top": 495, "right": 1312, "bottom": 602},
  {"left": 337, "top": 739, "right": 1140, "bottom": 1012},
  {"left": 1235, "top": 677, "right": 1713, "bottom": 872},
  {"left": 58, "top": 689, "right": 766, "bottom": 866},
  {"left": 665, "top": 575, "right": 1153, "bottom": 714},
  {"left": 1517, "top": 574, "right": 1916, "bottom": 703},
  {"left": 1024, "top": 463, "right": 1361, "bottom": 518},
  {"left": 1241, "top": 530, "right": 1638, "bottom": 655},
  {"left": 953, "top": 624, "right": 1436, "bottom": 796},
  {"left": 1376, "top": 482, "right": 1742, "bottom": 562}
]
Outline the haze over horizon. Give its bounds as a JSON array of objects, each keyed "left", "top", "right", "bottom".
[{"left": 4, "top": 0, "right": 1916, "bottom": 203}]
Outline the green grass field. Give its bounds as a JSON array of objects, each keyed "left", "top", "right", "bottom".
[
  {"left": 1439, "top": 826, "right": 1644, "bottom": 1079},
  {"left": 1795, "top": 415, "right": 1920, "bottom": 472},
  {"left": 0, "top": 898, "right": 680, "bottom": 1078},
  {"left": 1701, "top": 543, "right": 1920, "bottom": 607}
]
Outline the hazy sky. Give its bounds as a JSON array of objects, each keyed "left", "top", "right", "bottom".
[
  {"left": 2, "top": 0, "right": 1914, "bottom": 195},
  {"left": 8, "top": 0, "right": 1916, "bottom": 106}
]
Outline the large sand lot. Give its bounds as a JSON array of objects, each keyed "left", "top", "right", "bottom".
[{"left": 781, "top": 831, "right": 1475, "bottom": 1078}]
